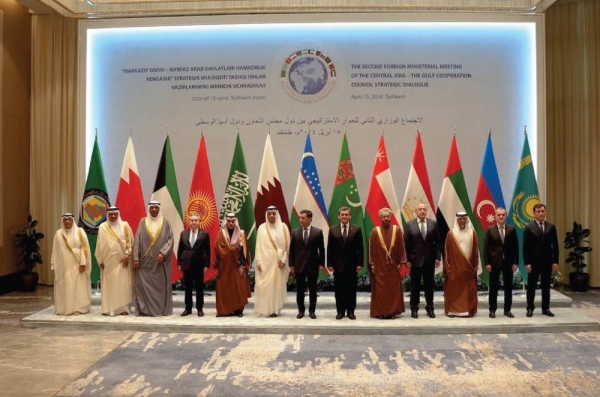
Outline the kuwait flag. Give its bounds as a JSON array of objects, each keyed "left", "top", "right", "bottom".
[
  {"left": 79, "top": 135, "right": 110, "bottom": 284},
  {"left": 401, "top": 130, "right": 436, "bottom": 225},
  {"left": 115, "top": 136, "right": 146, "bottom": 236},
  {"left": 507, "top": 131, "right": 540, "bottom": 281},
  {"left": 436, "top": 134, "right": 483, "bottom": 274},
  {"left": 186, "top": 135, "right": 220, "bottom": 281},
  {"left": 219, "top": 133, "right": 256, "bottom": 259},
  {"left": 328, "top": 133, "right": 366, "bottom": 270},
  {"left": 365, "top": 134, "right": 402, "bottom": 238},
  {"left": 151, "top": 136, "right": 185, "bottom": 283},
  {"left": 473, "top": 132, "right": 505, "bottom": 284},
  {"left": 254, "top": 134, "right": 290, "bottom": 228},
  {"left": 290, "top": 135, "right": 329, "bottom": 272}
]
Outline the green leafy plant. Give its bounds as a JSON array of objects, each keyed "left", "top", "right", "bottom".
[
  {"left": 14, "top": 215, "right": 45, "bottom": 273},
  {"left": 564, "top": 222, "right": 592, "bottom": 273}
]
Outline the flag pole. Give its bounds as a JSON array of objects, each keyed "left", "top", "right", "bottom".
[{"left": 129, "top": 127, "right": 132, "bottom": 137}]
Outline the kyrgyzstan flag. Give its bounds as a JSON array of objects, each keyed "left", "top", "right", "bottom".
[
  {"left": 185, "top": 134, "right": 220, "bottom": 281},
  {"left": 115, "top": 136, "right": 146, "bottom": 235}
]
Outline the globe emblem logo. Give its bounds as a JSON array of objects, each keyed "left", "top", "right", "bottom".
[{"left": 281, "top": 49, "right": 336, "bottom": 103}]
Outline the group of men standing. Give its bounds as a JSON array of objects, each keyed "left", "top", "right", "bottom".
[{"left": 51, "top": 200, "right": 559, "bottom": 320}]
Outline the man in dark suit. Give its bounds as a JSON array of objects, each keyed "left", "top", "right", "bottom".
[
  {"left": 484, "top": 207, "right": 519, "bottom": 318},
  {"left": 327, "top": 207, "right": 364, "bottom": 320},
  {"left": 403, "top": 202, "right": 442, "bottom": 319},
  {"left": 523, "top": 203, "right": 559, "bottom": 317},
  {"left": 177, "top": 213, "right": 211, "bottom": 317},
  {"left": 289, "top": 209, "right": 325, "bottom": 319}
]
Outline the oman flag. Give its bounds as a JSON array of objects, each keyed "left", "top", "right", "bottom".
[
  {"left": 436, "top": 134, "right": 484, "bottom": 278},
  {"left": 254, "top": 134, "right": 290, "bottom": 228},
  {"left": 185, "top": 135, "right": 219, "bottom": 281},
  {"left": 115, "top": 136, "right": 146, "bottom": 236},
  {"left": 401, "top": 131, "right": 436, "bottom": 225},
  {"left": 364, "top": 134, "right": 402, "bottom": 238},
  {"left": 151, "top": 136, "right": 185, "bottom": 283}
]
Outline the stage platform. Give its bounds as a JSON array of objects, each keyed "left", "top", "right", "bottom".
[{"left": 21, "top": 290, "right": 599, "bottom": 335}]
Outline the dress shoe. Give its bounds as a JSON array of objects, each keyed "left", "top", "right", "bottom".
[
  {"left": 504, "top": 311, "right": 514, "bottom": 318},
  {"left": 336, "top": 313, "right": 343, "bottom": 320},
  {"left": 180, "top": 309, "right": 192, "bottom": 317},
  {"left": 297, "top": 312, "right": 305, "bottom": 319},
  {"left": 426, "top": 308, "right": 436, "bottom": 318},
  {"left": 411, "top": 311, "right": 418, "bottom": 319},
  {"left": 269, "top": 313, "right": 278, "bottom": 317},
  {"left": 197, "top": 310, "right": 204, "bottom": 317},
  {"left": 542, "top": 310, "right": 555, "bottom": 317},
  {"left": 526, "top": 309, "right": 533, "bottom": 317},
  {"left": 348, "top": 313, "right": 356, "bottom": 320},
  {"left": 309, "top": 312, "right": 317, "bottom": 319},
  {"left": 489, "top": 311, "right": 496, "bottom": 318}
]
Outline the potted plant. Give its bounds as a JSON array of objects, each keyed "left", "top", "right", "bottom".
[
  {"left": 14, "top": 215, "right": 45, "bottom": 292},
  {"left": 564, "top": 221, "right": 592, "bottom": 292}
]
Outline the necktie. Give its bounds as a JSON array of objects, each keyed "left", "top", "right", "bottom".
[
  {"left": 420, "top": 221, "right": 426, "bottom": 239},
  {"left": 499, "top": 225, "right": 505, "bottom": 243},
  {"left": 539, "top": 222, "right": 545, "bottom": 233},
  {"left": 190, "top": 230, "right": 196, "bottom": 246},
  {"left": 342, "top": 225, "right": 348, "bottom": 240},
  {"left": 303, "top": 228, "right": 309, "bottom": 245}
]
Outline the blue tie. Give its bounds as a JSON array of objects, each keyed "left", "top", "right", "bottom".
[{"left": 303, "top": 228, "right": 309, "bottom": 246}]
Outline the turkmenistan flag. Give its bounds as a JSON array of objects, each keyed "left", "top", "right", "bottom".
[
  {"left": 436, "top": 134, "right": 483, "bottom": 276},
  {"left": 328, "top": 133, "right": 366, "bottom": 272},
  {"left": 79, "top": 135, "right": 110, "bottom": 284},
  {"left": 151, "top": 135, "right": 185, "bottom": 283},
  {"left": 507, "top": 131, "right": 540, "bottom": 282},
  {"left": 220, "top": 133, "right": 256, "bottom": 259}
]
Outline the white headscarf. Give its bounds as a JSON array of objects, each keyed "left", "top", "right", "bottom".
[
  {"left": 60, "top": 213, "right": 77, "bottom": 246},
  {"left": 107, "top": 207, "right": 123, "bottom": 235},
  {"left": 146, "top": 202, "right": 162, "bottom": 235},
  {"left": 452, "top": 213, "right": 474, "bottom": 255}
]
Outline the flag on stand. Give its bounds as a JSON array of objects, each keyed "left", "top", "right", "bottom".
[
  {"left": 507, "top": 131, "right": 540, "bottom": 282},
  {"left": 401, "top": 130, "right": 436, "bottom": 224},
  {"left": 78, "top": 134, "right": 110, "bottom": 285},
  {"left": 473, "top": 132, "right": 505, "bottom": 284},
  {"left": 364, "top": 134, "right": 402, "bottom": 240},
  {"left": 151, "top": 136, "right": 185, "bottom": 283},
  {"left": 115, "top": 136, "right": 146, "bottom": 236},
  {"left": 435, "top": 134, "right": 484, "bottom": 277},
  {"left": 290, "top": 135, "right": 329, "bottom": 277},
  {"left": 186, "top": 135, "right": 220, "bottom": 281},
  {"left": 328, "top": 133, "right": 366, "bottom": 272},
  {"left": 219, "top": 134, "right": 256, "bottom": 259},
  {"left": 254, "top": 133, "right": 290, "bottom": 228}
]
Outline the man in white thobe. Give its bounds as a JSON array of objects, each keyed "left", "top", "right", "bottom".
[
  {"left": 96, "top": 206, "right": 134, "bottom": 316},
  {"left": 254, "top": 205, "right": 290, "bottom": 317},
  {"left": 51, "top": 213, "right": 92, "bottom": 315}
]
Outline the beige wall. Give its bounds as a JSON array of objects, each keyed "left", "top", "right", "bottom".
[{"left": 0, "top": 0, "right": 31, "bottom": 277}]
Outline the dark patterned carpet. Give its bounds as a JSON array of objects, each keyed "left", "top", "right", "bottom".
[{"left": 58, "top": 330, "right": 600, "bottom": 396}]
